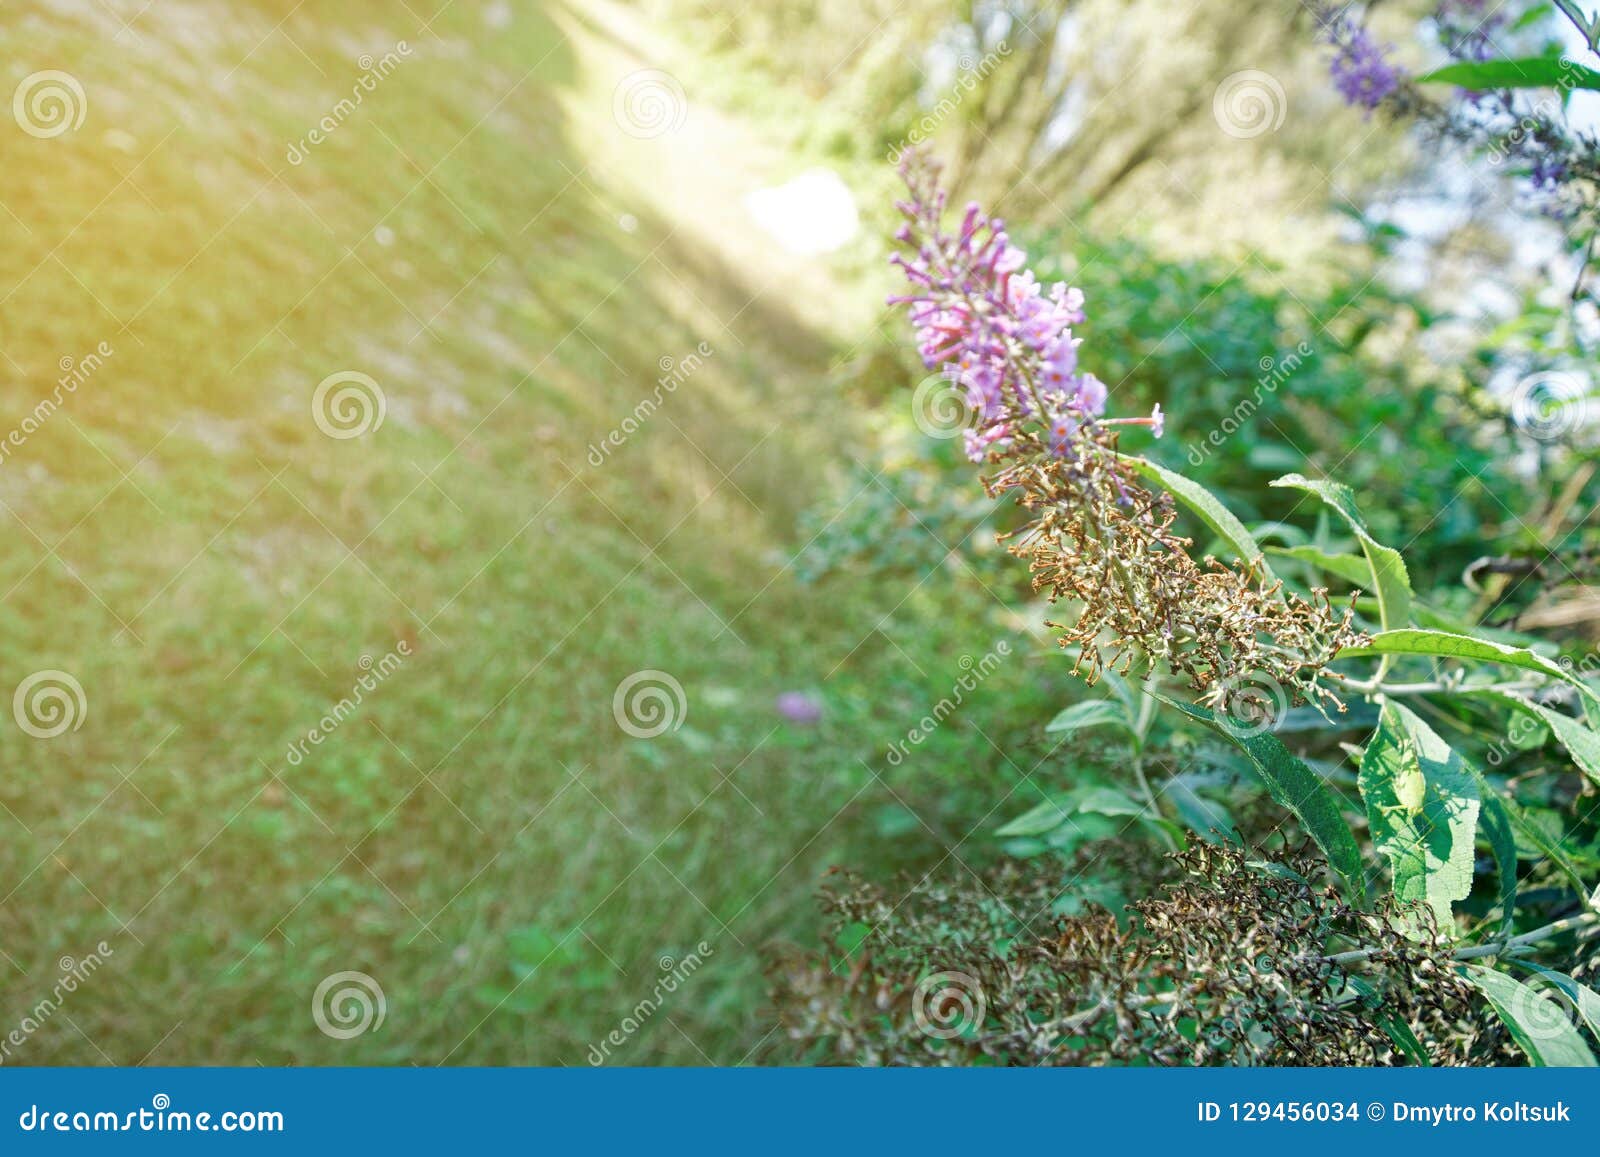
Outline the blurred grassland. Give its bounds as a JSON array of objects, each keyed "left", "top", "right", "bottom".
[{"left": 0, "top": 0, "right": 1062, "bottom": 1063}]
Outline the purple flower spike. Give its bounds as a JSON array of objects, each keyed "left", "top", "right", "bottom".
[{"left": 887, "top": 151, "right": 1163, "bottom": 459}]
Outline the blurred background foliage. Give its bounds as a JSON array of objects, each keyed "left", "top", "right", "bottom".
[{"left": 1, "top": 0, "right": 1596, "bottom": 1066}]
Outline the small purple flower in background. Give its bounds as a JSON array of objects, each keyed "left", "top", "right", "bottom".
[
  {"left": 1433, "top": 0, "right": 1502, "bottom": 62},
  {"left": 1530, "top": 156, "right": 1568, "bottom": 192},
  {"left": 1326, "top": 22, "right": 1404, "bottom": 111},
  {"left": 776, "top": 691, "right": 823, "bottom": 725}
]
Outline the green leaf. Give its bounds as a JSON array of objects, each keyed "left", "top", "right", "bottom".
[
  {"left": 996, "top": 796, "right": 1079, "bottom": 838},
  {"left": 1164, "top": 778, "right": 1238, "bottom": 841},
  {"left": 1271, "top": 474, "right": 1411, "bottom": 632},
  {"left": 1121, "top": 454, "right": 1271, "bottom": 578},
  {"left": 1416, "top": 56, "right": 1600, "bottom": 92},
  {"left": 1075, "top": 784, "right": 1190, "bottom": 844},
  {"left": 1074, "top": 786, "right": 1147, "bottom": 818},
  {"left": 1338, "top": 629, "right": 1600, "bottom": 708},
  {"left": 1358, "top": 703, "right": 1480, "bottom": 924},
  {"left": 1153, "top": 692, "right": 1365, "bottom": 901},
  {"left": 1346, "top": 976, "right": 1431, "bottom": 1065},
  {"left": 1273, "top": 702, "right": 1381, "bottom": 733},
  {"left": 995, "top": 783, "right": 1170, "bottom": 847},
  {"left": 1478, "top": 791, "right": 1519, "bottom": 936},
  {"left": 1474, "top": 690, "right": 1600, "bottom": 787},
  {"left": 1502, "top": 798, "right": 1594, "bottom": 898},
  {"left": 1516, "top": 965, "right": 1600, "bottom": 1044},
  {"left": 1098, "top": 670, "right": 1141, "bottom": 719},
  {"left": 1266, "top": 545, "right": 1372, "bottom": 587},
  {"left": 1046, "top": 699, "right": 1134, "bottom": 737},
  {"left": 1517, "top": 3, "right": 1561, "bottom": 33},
  {"left": 1465, "top": 966, "right": 1598, "bottom": 1066}
]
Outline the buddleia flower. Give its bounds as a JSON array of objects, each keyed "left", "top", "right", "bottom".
[{"left": 888, "top": 151, "right": 1365, "bottom": 711}]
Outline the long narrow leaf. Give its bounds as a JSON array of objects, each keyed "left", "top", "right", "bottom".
[
  {"left": 1271, "top": 474, "right": 1411, "bottom": 632},
  {"left": 1153, "top": 692, "right": 1365, "bottom": 901},
  {"left": 1416, "top": 56, "right": 1600, "bottom": 91},
  {"left": 1465, "top": 966, "right": 1597, "bottom": 1066},
  {"left": 1120, "top": 454, "right": 1272, "bottom": 579},
  {"left": 1339, "top": 629, "right": 1600, "bottom": 708}
]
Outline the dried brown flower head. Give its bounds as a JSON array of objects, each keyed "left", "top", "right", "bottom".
[
  {"left": 991, "top": 424, "right": 1366, "bottom": 712},
  {"left": 769, "top": 842, "right": 1511, "bottom": 1066}
]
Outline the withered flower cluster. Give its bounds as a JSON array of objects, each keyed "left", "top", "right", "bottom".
[
  {"left": 993, "top": 425, "right": 1363, "bottom": 710},
  {"left": 770, "top": 842, "right": 1512, "bottom": 1067},
  {"left": 890, "top": 152, "right": 1364, "bottom": 710}
]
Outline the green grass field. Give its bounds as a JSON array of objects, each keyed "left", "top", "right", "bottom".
[{"left": 0, "top": 0, "right": 1065, "bottom": 1063}]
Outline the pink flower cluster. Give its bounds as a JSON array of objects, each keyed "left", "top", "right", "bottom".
[{"left": 888, "top": 154, "right": 1161, "bottom": 461}]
